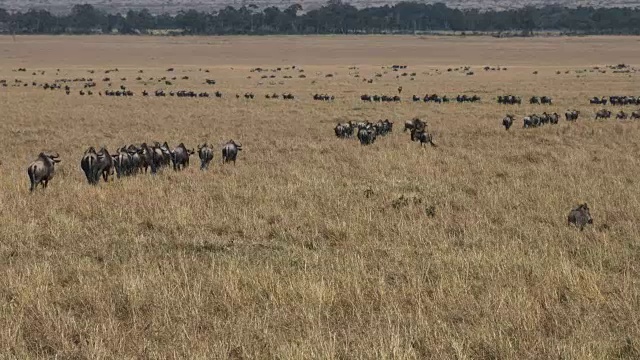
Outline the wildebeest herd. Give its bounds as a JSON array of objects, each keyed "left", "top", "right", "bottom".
[
  {"left": 502, "top": 108, "right": 639, "bottom": 130},
  {"left": 334, "top": 119, "right": 394, "bottom": 145},
  {"left": 589, "top": 95, "right": 640, "bottom": 105},
  {"left": 27, "top": 140, "right": 242, "bottom": 192}
]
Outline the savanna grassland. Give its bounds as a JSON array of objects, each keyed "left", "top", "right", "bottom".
[{"left": 0, "top": 35, "right": 639, "bottom": 359}]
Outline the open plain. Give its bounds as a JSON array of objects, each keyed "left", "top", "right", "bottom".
[{"left": 0, "top": 35, "right": 639, "bottom": 358}]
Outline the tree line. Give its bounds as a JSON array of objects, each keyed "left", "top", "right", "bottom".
[{"left": 1, "top": 1, "right": 639, "bottom": 35}]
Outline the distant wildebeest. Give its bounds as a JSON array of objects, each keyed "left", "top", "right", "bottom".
[
  {"left": 616, "top": 110, "right": 628, "bottom": 120},
  {"left": 27, "top": 152, "right": 61, "bottom": 192},
  {"left": 631, "top": 111, "right": 640, "bottom": 119},
  {"left": 590, "top": 97, "right": 607, "bottom": 105},
  {"left": 502, "top": 114, "right": 515, "bottom": 130},
  {"left": 565, "top": 110, "right": 580, "bottom": 121},
  {"left": 497, "top": 95, "right": 521, "bottom": 105},
  {"left": 197, "top": 143, "right": 214, "bottom": 170},
  {"left": 81, "top": 147, "right": 98, "bottom": 184},
  {"left": 595, "top": 109, "right": 612, "bottom": 119},
  {"left": 222, "top": 140, "right": 242, "bottom": 165},
  {"left": 568, "top": 203, "right": 593, "bottom": 231},
  {"left": 171, "top": 143, "right": 195, "bottom": 171}
]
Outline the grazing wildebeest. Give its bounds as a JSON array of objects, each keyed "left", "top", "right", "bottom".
[
  {"left": 27, "top": 152, "right": 61, "bottom": 192},
  {"left": 565, "top": 110, "right": 580, "bottom": 121},
  {"left": 568, "top": 203, "right": 593, "bottom": 231},
  {"left": 171, "top": 143, "right": 195, "bottom": 171},
  {"left": 631, "top": 111, "right": 640, "bottom": 119},
  {"left": 595, "top": 109, "right": 612, "bottom": 119},
  {"left": 222, "top": 140, "right": 242, "bottom": 165},
  {"left": 197, "top": 143, "right": 214, "bottom": 170},
  {"left": 502, "top": 114, "right": 515, "bottom": 130},
  {"left": 530, "top": 96, "right": 540, "bottom": 104},
  {"left": 616, "top": 110, "right": 628, "bottom": 120},
  {"left": 410, "top": 129, "right": 437, "bottom": 147},
  {"left": 81, "top": 147, "right": 98, "bottom": 184}
]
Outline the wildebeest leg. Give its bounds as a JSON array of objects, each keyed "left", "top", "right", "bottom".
[{"left": 43, "top": 180, "right": 48, "bottom": 189}]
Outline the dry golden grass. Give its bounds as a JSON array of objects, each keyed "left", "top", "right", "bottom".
[{"left": 0, "top": 35, "right": 639, "bottom": 359}]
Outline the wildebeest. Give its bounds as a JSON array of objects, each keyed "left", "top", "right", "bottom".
[
  {"left": 565, "top": 110, "right": 580, "bottom": 121},
  {"left": 595, "top": 109, "right": 612, "bottom": 119},
  {"left": 113, "top": 147, "right": 135, "bottom": 178},
  {"left": 81, "top": 147, "right": 98, "bottom": 184},
  {"left": 335, "top": 122, "right": 354, "bottom": 138},
  {"left": 631, "top": 111, "right": 640, "bottom": 119},
  {"left": 222, "top": 140, "right": 242, "bottom": 165},
  {"left": 410, "top": 129, "right": 437, "bottom": 147},
  {"left": 357, "top": 126, "right": 376, "bottom": 145},
  {"left": 404, "top": 117, "right": 426, "bottom": 133},
  {"left": 27, "top": 152, "right": 61, "bottom": 192},
  {"left": 171, "top": 143, "right": 195, "bottom": 171},
  {"left": 197, "top": 143, "right": 214, "bottom": 170},
  {"left": 497, "top": 95, "right": 521, "bottom": 105},
  {"left": 94, "top": 147, "right": 114, "bottom": 183},
  {"left": 568, "top": 203, "right": 593, "bottom": 230},
  {"left": 502, "top": 114, "right": 515, "bottom": 130},
  {"left": 616, "top": 110, "right": 628, "bottom": 120}
]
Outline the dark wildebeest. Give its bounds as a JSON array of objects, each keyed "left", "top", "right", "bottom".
[
  {"left": 171, "top": 143, "right": 195, "bottom": 171},
  {"left": 113, "top": 147, "right": 133, "bottom": 178},
  {"left": 357, "top": 127, "right": 376, "bottom": 145},
  {"left": 631, "top": 111, "right": 640, "bottom": 119},
  {"left": 502, "top": 115, "right": 515, "bottom": 130},
  {"left": 411, "top": 129, "right": 437, "bottom": 147},
  {"left": 138, "top": 143, "right": 156, "bottom": 174},
  {"left": 616, "top": 111, "right": 628, "bottom": 120},
  {"left": 27, "top": 152, "right": 61, "bottom": 192},
  {"left": 94, "top": 147, "right": 114, "bottom": 183},
  {"left": 404, "top": 118, "right": 426, "bottom": 132},
  {"left": 222, "top": 140, "right": 242, "bottom": 165},
  {"left": 81, "top": 147, "right": 98, "bottom": 184},
  {"left": 568, "top": 203, "right": 593, "bottom": 231},
  {"left": 595, "top": 109, "right": 612, "bottom": 119},
  {"left": 197, "top": 143, "right": 214, "bottom": 170},
  {"left": 565, "top": 110, "right": 580, "bottom": 121}
]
